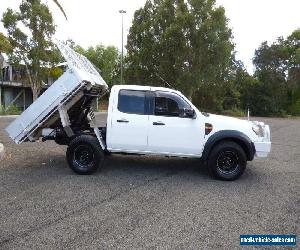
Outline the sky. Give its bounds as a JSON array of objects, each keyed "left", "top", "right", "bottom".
[{"left": 0, "top": 0, "right": 299, "bottom": 74}]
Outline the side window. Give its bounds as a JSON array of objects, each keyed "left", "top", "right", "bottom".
[
  {"left": 118, "top": 90, "right": 146, "bottom": 115},
  {"left": 155, "top": 97, "right": 180, "bottom": 116},
  {"left": 154, "top": 91, "right": 191, "bottom": 117}
]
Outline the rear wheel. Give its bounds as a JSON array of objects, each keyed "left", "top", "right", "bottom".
[
  {"left": 66, "top": 135, "right": 104, "bottom": 174},
  {"left": 208, "top": 141, "right": 247, "bottom": 181}
]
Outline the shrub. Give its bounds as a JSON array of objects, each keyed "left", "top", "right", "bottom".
[{"left": 221, "top": 108, "right": 245, "bottom": 117}]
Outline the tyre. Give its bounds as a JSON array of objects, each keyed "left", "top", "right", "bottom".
[
  {"left": 208, "top": 141, "right": 247, "bottom": 181},
  {"left": 66, "top": 135, "right": 104, "bottom": 175}
]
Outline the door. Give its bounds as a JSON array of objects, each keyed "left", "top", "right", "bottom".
[
  {"left": 107, "top": 88, "right": 149, "bottom": 152},
  {"left": 148, "top": 91, "right": 204, "bottom": 156}
]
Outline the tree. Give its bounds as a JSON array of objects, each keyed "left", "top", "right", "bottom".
[
  {"left": 75, "top": 44, "right": 120, "bottom": 88},
  {"left": 253, "top": 39, "right": 288, "bottom": 114},
  {"left": 285, "top": 29, "right": 300, "bottom": 114},
  {"left": 230, "top": 64, "right": 263, "bottom": 115},
  {"left": 51, "top": 0, "right": 67, "bottom": 20},
  {"left": 0, "top": 33, "right": 12, "bottom": 71},
  {"left": 2, "top": 0, "right": 59, "bottom": 100},
  {"left": 25, "top": 0, "right": 67, "bottom": 19},
  {"left": 126, "top": 0, "right": 233, "bottom": 104},
  {"left": 0, "top": 32, "right": 12, "bottom": 53},
  {"left": 253, "top": 29, "right": 300, "bottom": 115}
]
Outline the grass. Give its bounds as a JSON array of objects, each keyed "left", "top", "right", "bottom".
[{"left": 0, "top": 105, "right": 22, "bottom": 116}]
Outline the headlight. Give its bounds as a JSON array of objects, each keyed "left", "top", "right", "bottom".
[{"left": 252, "top": 125, "right": 264, "bottom": 137}]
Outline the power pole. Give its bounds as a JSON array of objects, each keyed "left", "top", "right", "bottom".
[{"left": 119, "top": 10, "right": 126, "bottom": 84}]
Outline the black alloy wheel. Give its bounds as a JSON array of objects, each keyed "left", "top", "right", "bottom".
[
  {"left": 66, "top": 135, "right": 104, "bottom": 174},
  {"left": 208, "top": 141, "right": 247, "bottom": 181}
]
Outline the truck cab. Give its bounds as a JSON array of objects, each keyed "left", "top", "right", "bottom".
[{"left": 107, "top": 85, "right": 204, "bottom": 157}]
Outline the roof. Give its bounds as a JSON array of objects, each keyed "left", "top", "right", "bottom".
[{"left": 112, "top": 84, "right": 180, "bottom": 94}]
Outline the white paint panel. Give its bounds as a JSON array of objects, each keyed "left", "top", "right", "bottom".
[{"left": 148, "top": 115, "right": 204, "bottom": 156}]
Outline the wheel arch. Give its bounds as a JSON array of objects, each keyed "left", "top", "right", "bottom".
[{"left": 202, "top": 130, "right": 255, "bottom": 161}]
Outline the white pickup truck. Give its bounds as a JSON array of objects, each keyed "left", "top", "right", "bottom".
[{"left": 5, "top": 43, "right": 271, "bottom": 181}]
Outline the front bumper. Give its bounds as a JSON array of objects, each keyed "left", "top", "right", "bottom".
[
  {"left": 254, "top": 124, "right": 271, "bottom": 158},
  {"left": 254, "top": 141, "right": 271, "bottom": 157}
]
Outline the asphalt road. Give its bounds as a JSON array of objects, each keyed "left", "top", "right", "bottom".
[{"left": 0, "top": 114, "right": 299, "bottom": 249}]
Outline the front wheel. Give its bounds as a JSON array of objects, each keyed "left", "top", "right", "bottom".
[
  {"left": 208, "top": 141, "right": 247, "bottom": 181},
  {"left": 66, "top": 135, "right": 104, "bottom": 175}
]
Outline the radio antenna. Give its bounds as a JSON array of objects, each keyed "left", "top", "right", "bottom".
[
  {"left": 153, "top": 66, "right": 174, "bottom": 89},
  {"left": 247, "top": 108, "right": 250, "bottom": 121},
  {"left": 155, "top": 73, "right": 174, "bottom": 89}
]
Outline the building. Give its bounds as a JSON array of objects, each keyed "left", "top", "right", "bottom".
[
  {"left": 0, "top": 54, "right": 55, "bottom": 111},
  {"left": 0, "top": 54, "right": 32, "bottom": 111}
]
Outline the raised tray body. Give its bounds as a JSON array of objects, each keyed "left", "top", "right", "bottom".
[{"left": 5, "top": 42, "right": 108, "bottom": 144}]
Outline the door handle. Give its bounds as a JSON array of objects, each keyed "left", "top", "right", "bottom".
[
  {"left": 153, "top": 121, "right": 165, "bottom": 126},
  {"left": 117, "top": 119, "right": 129, "bottom": 123}
]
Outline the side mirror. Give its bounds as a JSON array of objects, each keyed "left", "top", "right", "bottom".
[{"left": 180, "top": 108, "right": 196, "bottom": 119}]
